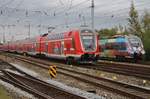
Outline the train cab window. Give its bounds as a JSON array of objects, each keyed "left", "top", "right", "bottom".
[
  {"left": 80, "top": 30, "right": 96, "bottom": 51},
  {"left": 128, "top": 36, "right": 142, "bottom": 47},
  {"left": 80, "top": 29, "right": 97, "bottom": 52},
  {"left": 82, "top": 36, "right": 94, "bottom": 50},
  {"left": 81, "top": 29, "right": 93, "bottom": 33}
]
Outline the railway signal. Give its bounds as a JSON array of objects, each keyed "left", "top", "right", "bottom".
[{"left": 49, "top": 65, "right": 57, "bottom": 79}]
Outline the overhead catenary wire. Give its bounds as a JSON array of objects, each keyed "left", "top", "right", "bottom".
[
  {"left": 49, "top": 2, "right": 150, "bottom": 29},
  {"left": 0, "top": 0, "right": 149, "bottom": 18},
  {"left": 0, "top": 0, "right": 91, "bottom": 27},
  {"left": 38, "top": 6, "right": 148, "bottom": 31},
  {"left": 0, "top": 3, "right": 148, "bottom": 25},
  {"left": 0, "top": 0, "right": 89, "bottom": 17},
  {"left": 0, "top": 0, "right": 149, "bottom": 41}
]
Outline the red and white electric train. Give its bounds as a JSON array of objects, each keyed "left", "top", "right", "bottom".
[{"left": 1, "top": 28, "right": 100, "bottom": 64}]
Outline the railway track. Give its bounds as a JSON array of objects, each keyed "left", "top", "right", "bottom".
[
  {"left": 0, "top": 70, "right": 53, "bottom": 99},
  {"left": 95, "top": 61, "right": 150, "bottom": 80},
  {"left": 2, "top": 52, "right": 150, "bottom": 80},
  {"left": 5, "top": 54, "right": 150, "bottom": 99},
  {"left": 0, "top": 61, "right": 86, "bottom": 99}
]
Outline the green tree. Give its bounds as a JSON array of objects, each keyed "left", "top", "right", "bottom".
[
  {"left": 98, "top": 27, "right": 118, "bottom": 38},
  {"left": 128, "top": 1, "right": 142, "bottom": 38},
  {"left": 142, "top": 10, "right": 150, "bottom": 32},
  {"left": 142, "top": 10, "right": 150, "bottom": 60},
  {"left": 123, "top": 26, "right": 129, "bottom": 35},
  {"left": 117, "top": 25, "right": 129, "bottom": 35}
]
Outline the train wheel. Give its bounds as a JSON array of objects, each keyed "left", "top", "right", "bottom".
[
  {"left": 133, "top": 53, "right": 138, "bottom": 63},
  {"left": 116, "top": 56, "right": 120, "bottom": 61},
  {"left": 116, "top": 56, "right": 125, "bottom": 62},
  {"left": 23, "top": 52, "right": 26, "bottom": 56},
  {"left": 94, "top": 55, "right": 99, "bottom": 62},
  {"left": 66, "top": 57, "right": 74, "bottom": 65}
]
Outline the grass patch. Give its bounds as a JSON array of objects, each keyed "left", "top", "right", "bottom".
[{"left": 0, "top": 85, "right": 11, "bottom": 99}]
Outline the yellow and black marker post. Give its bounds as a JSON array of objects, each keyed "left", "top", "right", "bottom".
[{"left": 49, "top": 65, "right": 57, "bottom": 79}]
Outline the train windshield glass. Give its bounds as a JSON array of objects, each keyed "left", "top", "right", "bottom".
[
  {"left": 80, "top": 29, "right": 96, "bottom": 51},
  {"left": 129, "top": 37, "right": 141, "bottom": 47}
]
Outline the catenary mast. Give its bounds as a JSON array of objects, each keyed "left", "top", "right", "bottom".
[{"left": 91, "top": 0, "right": 95, "bottom": 32}]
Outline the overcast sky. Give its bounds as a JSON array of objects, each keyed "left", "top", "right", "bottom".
[{"left": 0, "top": 0, "right": 149, "bottom": 42}]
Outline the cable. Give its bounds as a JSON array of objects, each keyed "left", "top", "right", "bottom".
[
  {"left": 45, "top": 7, "right": 149, "bottom": 29},
  {"left": 49, "top": 1, "right": 150, "bottom": 28},
  {"left": 0, "top": 0, "right": 148, "bottom": 18},
  {"left": 95, "top": 3, "right": 150, "bottom": 20},
  {"left": 55, "top": 0, "right": 90, "bottom": 16}
]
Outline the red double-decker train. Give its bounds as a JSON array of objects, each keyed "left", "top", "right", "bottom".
[{"left": 1, "top": 28, "right": 100, "bottom": 64}]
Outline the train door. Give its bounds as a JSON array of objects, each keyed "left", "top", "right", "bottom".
[
  {"left": 61, "top": 41, "right": 64, "bottom": 55},
  {"left": 36, "top": 43, "right": 39, "bottom": 53},
  {"left": 45, "top": 42, "right": 48, "bottom": 53}
]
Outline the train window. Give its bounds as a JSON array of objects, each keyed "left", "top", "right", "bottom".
[
  {"left": 51, "top": 42, "right": 61, "bottom": 54},
  {"left": 105, "top": 43, "right": 113, "bottom": 50},
  {"left": 101, "top": 45, "right": 105, "bottom": 52},
  {"left": 105, "top": 42, "right": 126, "bottom": 50},
  {"left": 81, "top": 29, "right": 93, "bottom": 33},
  {"left": 53, "top": 48, "right": 61, "bottom": 54},
  {"left": 114, "top": 43, "right": 126, "bottom": 50},
  {"left": 120, "top": 43, "right": 126, "bottom": 50},
  {"left": 47, "top": 33, "right": 65, "bottom": 40},
  {"left": 81, "top": 35, "right": 95, "bottom": 51}
]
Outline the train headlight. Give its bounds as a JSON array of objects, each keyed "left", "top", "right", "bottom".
[{"left": 141, "top": 50, "right": 145, "bottom": 54}]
